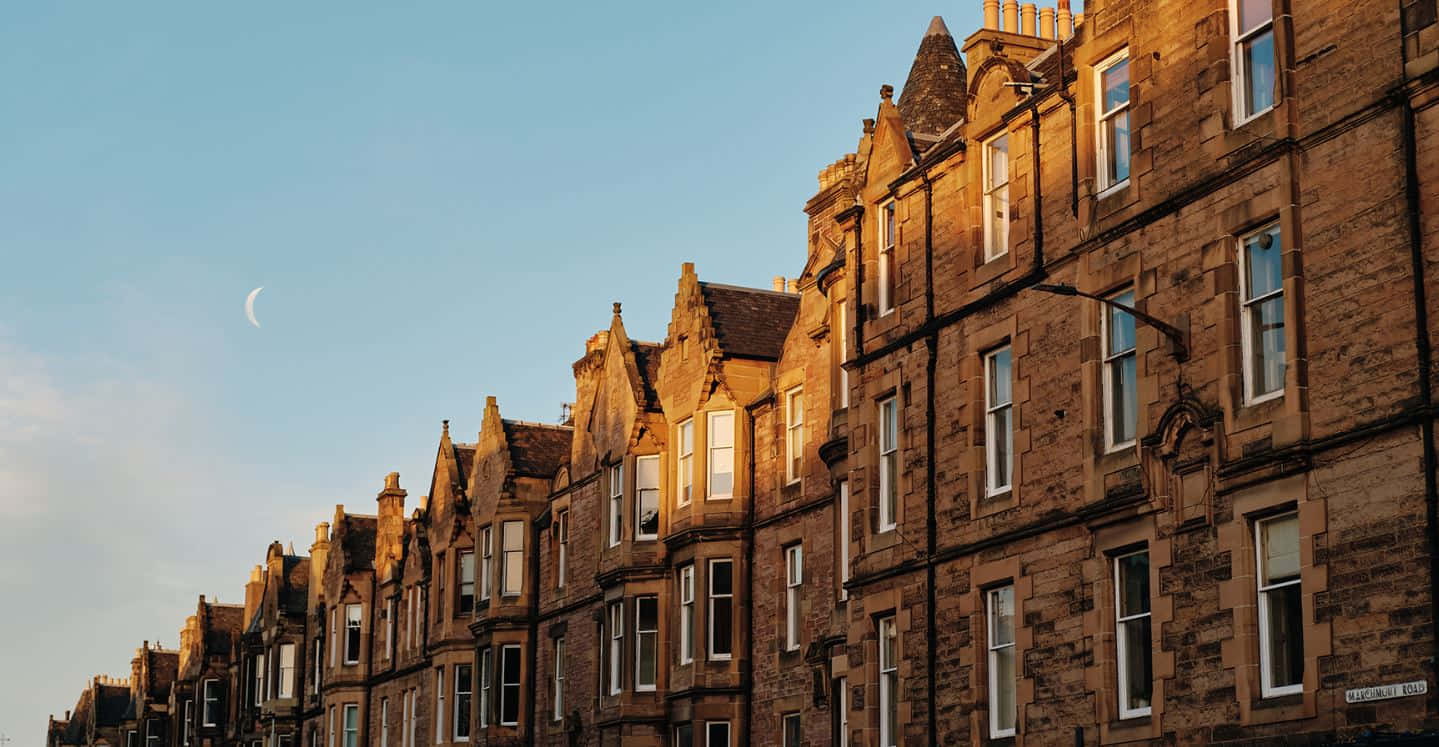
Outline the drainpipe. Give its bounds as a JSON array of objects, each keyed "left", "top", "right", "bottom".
[
  {"left": 527, "top": 519, "right": 542, "bottom": 746},
  {"left": 742, "top": 402, "right": 761, "bottom": 747},
  {"left": 919, "top": 167, "right": 939, "bottom": 747},
  {"left": 1397, "top": 0, "right": 1439, "bottom": 673},
  {"left": 1057, "top": 37, "right": 1079, "bottom": 218}
]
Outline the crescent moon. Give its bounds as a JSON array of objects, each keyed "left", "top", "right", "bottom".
[{"left": 245, "top": 287, "right": 264, "bottom": 328}]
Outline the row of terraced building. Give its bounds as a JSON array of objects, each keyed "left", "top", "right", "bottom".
[{"left": 48, "top": 0, "right": 1439, "bottom": 743}]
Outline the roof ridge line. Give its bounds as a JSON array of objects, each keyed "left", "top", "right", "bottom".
[{"left": 699, "top": 280, "right": 798, "bottom": 297}]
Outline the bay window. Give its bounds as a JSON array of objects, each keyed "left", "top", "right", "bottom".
[
  {"left": 636, "top": 455, "right": 660, "bottom": 540},
  {"left": 707, "top": 411, "right": 734, "bottom": 499}
]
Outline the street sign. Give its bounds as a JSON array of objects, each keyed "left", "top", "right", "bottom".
[{"left": 1344, "top": 680, "right": 1429, "bottom": 704}]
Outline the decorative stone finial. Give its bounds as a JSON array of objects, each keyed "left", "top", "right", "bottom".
[
  {"left": 385, "top": 471, "right": 400, "bottom": 490},
  {"left": 880, "top": 84, "right": 894, "bottom": 101},
  {"left": 863, "top": 118, "right": 876, "bottom": 135},
  {"left": 613, "top": 301, "right": 622, "bottom": 316},
  {"left": 442, "top": 419, "right": 449, "bottom": 436}
]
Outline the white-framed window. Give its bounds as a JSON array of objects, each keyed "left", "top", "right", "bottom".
[
  {"left": 182, "top": 700, "right": 192, "bottom": 746},
  {"left": 837, "top": 300, "right": 850, "bottom": 408},
  {"left": 1257, "top": 512, "right": 1303, "bottom": 697},
  {"left": 837, "top": 480, "right": 850, "bottom": 600},
  {"left": 785, "top": 544, "right": 803, "bottom": 651},
  {"left": 313, "top": 638, "right": 322, "bottom": 694},
  {"left": 983, "top": 133, "right": 1010, "bottom": 260},
  {"left": 878, "top": 396, "right": 898, "bottom": 531},
  {"left": 385, "top": 598, "right": 395, "bottom": 660},
  {"left": 479, "top": 648, "right": 491, "bottom": 728},
  {"left": 344, "top": 604, "right": 362, "bottom": 664},
  {"left": 1115, "top": 550, "right": 1153, "bottom": 718},
  {"left": 608, "top": 600, "right": 624, "bottom": 695},
  {"left": 454, "top": 663, "right": 473, "bottom": 741},
  {"left": 435, "top": 667, "right": 445, "bottom": 744},
  {"left": 553, "top": 637, "right": 565, "bottom": 721},
  {"left": 679, "top": 564, "right": 696, "bottom": 664},
  {"left": 499, "top": 644, "right": 522, "bottom": 726},
  {"left": 201, "top": 678, "right": 219, "bottom": 726},
  {"left": 836, "top": 676, "right": 849, "bottom": 746},
  {"left": 327, "top": 706, "right": 335, "bottom": 747},
  {"left": 708, "top": 559, "right": 734, "bottom": 660},
  {"left": 380, "top": 698, "right": 389, "bottom": 747},
  {"left": 127, "top": 730, "right": 137, "bottom": 747},
  {"left": 786, "top": 387, "right": 804, "bottom": 484},
  {"left": 556, "top": 508, "right": 569, "bottom": 589},
  {"left": 987, "top": 585, "right": 1017, "bottom": 738},
  {"left": 985, "top": 347, "right": 1014, "bottom": 495},
  {"left": 675, "top": 724, "right": 693, "bottom": 747},
  {"left": 458, "top": 550, "right": 476, "bottom": 614},
  {"left": 705, "top": 721, "right": 731, "bottom": 747},
  {"left": 1104, "top": 290, "right": 1138, "bottom": 450},
  {"left": 782, "top": 713, "right": 801, "bottom": 746},
  {"left": 501, "top": 520, "right": 523, "bottom": 597},
  {"left": 1231, "top": 0, "right": 1276, "bottom": 123},
  {"left": 635, "top": 595, "right": 659, "bottom": 691},
  {"left": 1240, "top": 224, "right": 1285, "bottom": 403},
  {"left": 278, "top": 642, "right": 296, "bottom": 698},
  {"left": 342, "top": 704, "right": 358, "bottom": 747},
  {"left": 480, "top": 526, "right": 493, "bottom": 601},
  {"left": 329, "top": 607, "right": 337, "bottom": 666},
  {"left": 254, "top": 653, "right": 265, "bottom": 706},
  {"left": 399, "top": 690, "right": 409, "bottom": 747},
  {"left": 636, "top": 455, "right": 660, "bottom": 540},
  {"left": 1096, "top": 50, "right": 1131, "bottom": 194},
  {"left": 879, "top": 200, "right": 898, "bottom": 315},
  {"left": 677, "top": 419, "right": 694, "bottom": 506},
  {"left": 608, "top": 463, "right": 624, "bottom": 547},
  {"left": 878, "top": 616, "right": 897, "bottom": 747},
  {"left": 707, "top": 411, "right": 735, "bottom": 499}
]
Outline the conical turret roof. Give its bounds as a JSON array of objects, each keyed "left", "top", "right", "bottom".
[{"left": 898, "top": 16, "right": 968, "bottom": 136}]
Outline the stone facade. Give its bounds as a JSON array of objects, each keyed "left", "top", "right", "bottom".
[{"left": 49, "top": 1, "right": 1439, "bottom": 744}]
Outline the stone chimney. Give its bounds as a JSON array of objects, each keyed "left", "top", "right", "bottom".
[
  {"left": 1039, "top": 6, "right": 1055, "bottom": 39},
  {"left": 243, "top": 566, "right": 264, "bottom": 628},
  {"left": 309, "top": 521, "right": 331, "bottom": 612},
  {"left": 376, "top": 471, "right": 407, "bottom": 577},
  {"left": 772, "top": 276, "right": 785, "bottom": 292},
  {"left": 1058, "top": 0, "right": 1074, "bottom": 38},
  {"left": 787, "top": 279, "right": 799, "bottom": 293},
  {"left": 984, "top": 0, "right": 1000, "bottom": 29},
  {"left": 1020, "top": 3, "right": 1036, "bottom": 35},
  {"left": 1002, "top": 0, "right": 1018, "bottom": 32}
]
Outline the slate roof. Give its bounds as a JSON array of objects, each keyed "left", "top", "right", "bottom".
[
  {"left": 899, "top": 16, "right": 968, "bottom": 137},
  {"left": 631, "top": 341, "right": 664, "bottom": 411},
  {"left": 698, "top": 282, "right": 800, "bottom": 361},
  {"left": 502, "top": 420, "right": 573, "bottom": 478},
  {"left": 454, "top": 443, "right": 476, "bottom": 486},
  {"left": 205, "top": 604, "right": 245, "bottom": 654},
  {"left": 341, "top": 516, "right": 378, "bottom": 570},
  {"left": 95, "top": 684, "right": 130, "bottom": 725}
]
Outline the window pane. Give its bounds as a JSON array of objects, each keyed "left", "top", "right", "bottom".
[
  {"left": 712, "top": 561, "right": 732, "bottom": 595},
  {"left": 1251, "top": 295, "right": 1286, "bottom": 396},
  {"left": 1111, "top": 354, "right": 1137, "bottom": 445},
  {"left": 1238, "top": 0, "right": 1272, "bottom": 35},
  {"left": 988, "top": 350, "right": 1012, "bottom": 405},
  {"left": 1101, "top": 59, "right": 1130, "bottom": 113},
  {"left": 1265, "top": 584, "right": 1304, "bottom": 688},
  {"left": 991, "top": 406, "right": 1011, "bottom": 485},
  {"left": 1122, "top": 616, "right": 1153, "bottom": 710},
  {"left": 1243, "top": 30, "right": 1276, "bottom": 115},
  {"left": 709, "top": 413, "right": 733, "bottom": 447},
  {"left": 1108, "top": 293, "right": 1136, "bottom": 354},
  {"left": 676, "top": 725, "right": 693, "bottom": 747},
  {"left": 1103, "top": 109, "right": 1131, "bottom": 185},
  {"left": 1262, "top": 514, "right": 1300, "bottom": 584},
  {"left": 1245, "top": 229, "right": 1283, "bottom": 300},
  {"left": 993, "top": 647, "right": 1016, "bottom": 732},
  {"left": 1118, "top": 553, "right": 1150, "bottom": 617},
  {"left": 881, "top": 399, "right": 897, "bottom": 449},
  {"left": 988, "top": 135, "right": 1008, "bottom": 188},
  {"left": 990, "top": 587, "right": 1014, "bottom": 646}
]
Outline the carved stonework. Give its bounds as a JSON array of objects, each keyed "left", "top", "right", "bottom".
[{"left": 1143, "top": 396, "right": 1222, "bottom": 529}]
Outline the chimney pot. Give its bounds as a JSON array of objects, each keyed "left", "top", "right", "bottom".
[
  {"left": 1039, "top": 6, "right": 1055, "bottom": 39},
  {"left": 1058, "top": 2, "right": 1073, "bottom": 38},
  {"left": 1002, "top": 0, "right": 1019, "bottom": 32},
  {"left": 773, "top": 276, "right": 785, "bottom": 292},
  {"left": 787, "top": 279, "right": 799, "bottom": 293},
  {"left": 1020, "top": 3, "right": 1036, "bottom": 35},
  {"left": 315, "top": 522, "right": 330, "bottom": 544},
  {"left": 984, "top": 0, "right": 1000, "bottom": 29},
  {"left": 385, "top": 471, "right": 400, "bottom": 490}
]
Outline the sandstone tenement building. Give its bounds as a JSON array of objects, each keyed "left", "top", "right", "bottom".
[{"left": 48, "top": 0, "right": 1439, "bottom": 743}]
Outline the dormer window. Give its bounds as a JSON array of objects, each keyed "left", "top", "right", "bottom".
[
  {"left": 1096, "top": 50, "right": 1131, "bottom": 194},
  {"left": 878, "top": 201, "right": 898, "bottom": 315},
  {"left": 983, "top": 134, "right": 1010, "bottom": 260},
  {"left": 1232, "top": 0, "right": 1276, "bottom": 123}
]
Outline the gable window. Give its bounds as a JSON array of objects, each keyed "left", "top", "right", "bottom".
[
  {"left": 677, "top": 419, "right": 694, "bottom": 506},
  {"left": 406, "top": 588, "right": 417, "bottom": 650},
  {"left": 837, "top": 480, "right": 850, "bottom": 600},
  {"left": 479, "top": 648, "right": 491, "bottom": 728},
  {"left": 202, "top": 679, "right": 219, "bottom": 726},
  {"left": 878, "top": 396, "right": 898, "bottom": 531},
  {"left": 458, "top": 551, "right": 476, "bottom": 614},
  {"left": 636, "top": 455, "right": 660, "bottom": 540},
  {"left": 556, "top": 508, "right": 569, "bottom": 589},
  {"left": 608, "top": 463, "right": 624, "bottom": 547},
  {"left": 454, "top": 663, "right": 473, "bottom": 741},
  {"left": 879, "top": 200, "right": 898, "bottom": 315},
  {"left": 501, "top": 520, "right": 524, "bottom": 597},
  {"left": 983, "top": 133, "right": 1010, "bottom": 260},
  {"left": 608, "top": 600, "right": 624, "bottom": 694},
  {"left": 385, "top": 598, "right": 395, "bottom": 660},
  {"left": 1240, "top": 224, "right": 1285, "bottom": 403},
  {"left": 553, "top": 637, "right": 565, "bottom": 721},
  {"left": 1257, "top": 512, "right": 1303, "bottom": 696},
  {"left": 1096, "top": 50, "right": 1131, "bottom": 193},
  {"left": 985, "top": 347, "right": 1013, "bottom": 495},
  {"left": 344, "top": 604, "right": 362, "bottom": 664},
  {"left": 1115, "top": 550, "right": 1153, "bottom": 718},
  {"left": 785, "top": 544, "right": 803, "bottom": 652},
  {"left": 708, "top": 559, "right": 734, "bottom": 660},
  {"left": 706, "top": 721, "right": 731, "bottom": 747},
  {"left": 679, "top": 564, "right": 695, "bottom": 664},
  {"left": 1232, "top": 0, "right": 1276, "bottom": 122},
  {"left": 278, "top": 642, "right": 296, "bottom": 698},
  {"left": 635, "top": 595, "right": 659, "bottom": 691},
  {"left": 1104, "top": 290, "right": 1138, "bottom": 450},
  {"left": 480, "top": 526, "right": 493, "bottom": 602},
  {"left": 785, "top": 388, "right": 804, "bottom": 484},
  {"left": 437, "top": 551, "right": 446, "bottom": 620},
  {"left": 987, "top": 585, "right": 1017, "bottom": 738},
  {"left": 878, "top": 616, "right": 897, "bottom": 747},
  {"left": 707, "top": 411, "right": 735, "bottom": 499},
  {"left": 500, "top": 645, "right": 522, "bottom": 726}
]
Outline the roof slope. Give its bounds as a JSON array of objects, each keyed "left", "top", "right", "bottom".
[
  {"left": 454, "top": 443, "right": 476, "bottom": 486},
  {"left": 631, "top": 341, "right": 664, "bottom": 411},
  {"left": 899, "top": 16, "right": 968, "bottom": 136},
  {"left": 502, "top": 420, "right": 573, "bottom": 478},
  {"left": 699, "top": 282, "right": 800, "bottom": 361}
]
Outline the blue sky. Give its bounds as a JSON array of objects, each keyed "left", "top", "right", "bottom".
[{"left": 0, "top": 1, "right": 1076, "bottom": 739}]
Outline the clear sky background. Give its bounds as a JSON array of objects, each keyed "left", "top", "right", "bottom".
[{"left": 0, "top": 2, "right": 1076, "bottom": 740}]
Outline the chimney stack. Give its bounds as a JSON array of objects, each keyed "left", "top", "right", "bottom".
[
  {"left": 1039, "top": 6, "right": 1055, "bottom": 39},
  {"left": 1020, "top": 3, "right": 1036, "bottom": 36},
  {"left": 1058, "top": 0, "right": 1074, "bottom": 38},
  {"left": 984, "top": 0, "right": 1000, "bottom": 29},
  {"left": 773, "top": 276, "right": 785, "bottom": 292},
  {"left": 376, "top": 472, "right": 407, "bottom": 577},
  {"left": 787, "top": 279, "right": 799, "bottom": 294},
  {"left": 1002, "top": 0, "right": 1019, "bottom": 32}
]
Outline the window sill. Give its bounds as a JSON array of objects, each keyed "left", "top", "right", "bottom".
[
  {"left": 706, "top": 495, "right": 733, "bottom": 502},
  {"left": 1233, "top": 104, "right": 1275, "bottom": 130},
  {"left": 1096, "top": 180, "right": 1130, "bottom": 200}
]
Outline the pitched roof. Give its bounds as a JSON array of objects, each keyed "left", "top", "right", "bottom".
[
  {"left": 898, "top": 16, "right": 968, "bottom": 136},
  {"left": 501, "top": 420, "right": 573, "bottom": 478},
  {"left": 453, "top": 443, "right": 476, "bottom": 486},
  {"left": 341, "top": 516, "right": 378, "bottom": 570},
  {"left": 204, "top": 603, "right": 245, "bottom": 654},
  {"left": 95, "top": 683, "right": 130, "bottom": 725},
  {"left": 698, "top": 282, "right": 800, "bottom": 361},
  {"left": 631, "top": 341, "right": 664, "bottom": 411}
]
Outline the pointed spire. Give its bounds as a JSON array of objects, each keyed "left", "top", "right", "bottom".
[{"left": 898, "top": 15, "right": 969, "bottom": 136}]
